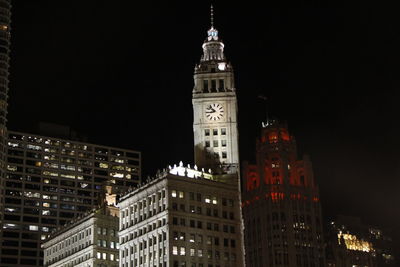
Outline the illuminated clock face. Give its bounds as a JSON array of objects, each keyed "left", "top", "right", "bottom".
[{"left": 205, "top": 103, "right": 224, "bottom": 121}]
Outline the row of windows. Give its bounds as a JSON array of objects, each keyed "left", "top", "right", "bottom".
[
  {"left": 172, "top": 217, "right": 236, "bottom": 234},
  {"left": 97, "top": 251, "right": 118, "bottom": 261},
  {"left": 121, "top": 219, "right": 166, "bottom": 244},
  {"left": 176, "top": 191, "right": 235, "bottom": 207},
  {"left": 172, "top": 247, "right": 237, "bottom": 260},
  {"left": 205, "top": 140, "right": 227, "bottom": 148},
  {"left": 8, "top": 134, "right": 140, "bottom": 158},
  {"left": 48, "top": 227, "right": 92, "bottom": 255},
  {"left": 6, "top": 173, "right": 138, "bottom": 187},
  {"left": 172, "top": 203, "right": 235, "bottom": 220},
  {"left": 8, "top": 148, "right": 138, "bottom": 165},
  {"left": 7, "top": 164, "right": 136, "bottom": 179},
  {"left": 203, "top": 79, "right": 225, "bottom": 92},
  {"left": 173, "top": 232, "right": 236, "bottom": 248},
  {"left": 8, "top": 156, "right": 138, "bottom": 172},
  {"left": 3, "top": 223, "right": 53, "bottom": 233},
  {"left": 122, "top": 190, "right": 166, "bottom": 216},
  {"left": 204, "top": 128, "right": 226, "bottom": 136},
  {"left": 120, "top": 231, "right": 167, "bottom": 259}
]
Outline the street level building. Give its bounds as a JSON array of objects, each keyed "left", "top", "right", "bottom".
[
  {"left": 242, "top": 119, "right": 325, "bottom": 267},
  {"left": 118, "top": 163, "right": 244, "bottom": 267},
  {"left": 42, "top": 185, "right": 120, "bottom": 267},
  {"left": 1, "top": 130, "right": 141, "bottom": 266}
]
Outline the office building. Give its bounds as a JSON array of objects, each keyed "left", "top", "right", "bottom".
[
  {"left": 1, "top": 130, "right": 141, "bottom": 266},
  {"left": 118, "top": 163, "right": 244, "bottom": 267},
  {"left": 242, "top": 119, "right": 325, "bottom": 267},
  {"left": 0, "top": 0, "right": 11, "bottom": 160},
  {"left": 42, "top": 185, "right": 120, "bottom": 267},
  {"left": 118, "top": 7, "right": 245, "bottom": 267}
]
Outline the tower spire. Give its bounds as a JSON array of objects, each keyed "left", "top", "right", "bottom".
[{"left": 210, "top": 4, "right": 214, "bottom": 28}]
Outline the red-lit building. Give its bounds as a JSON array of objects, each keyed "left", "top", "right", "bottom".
[{"left": 242, "top": 119, "right": 325, "bottom": 267}]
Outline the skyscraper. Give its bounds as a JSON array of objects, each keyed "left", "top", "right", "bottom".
[
  {"left": 0, "top": 0, "right": 11, "bottom": 239},
  {"left": 0, "top": 0, "right": 11, "bottom": 151},
  {"left": 2, "top": 130, "right": 141, "bottom": 266},
  {"left": 117, "top": 7, "right": 245, "bottom": 267},
  {"left": 242, "top": 119, "right": 325, "bottom": 267},
  {"left": 192, "top": 6, "right": 239, "bottom": 175}
]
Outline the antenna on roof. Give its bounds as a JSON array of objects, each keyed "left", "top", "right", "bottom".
[{"left": 210, "top": 4, "right": 214, "bottom": 28}]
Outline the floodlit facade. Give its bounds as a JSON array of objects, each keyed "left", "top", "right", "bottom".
[
  {"left": 118, "top": 163, "right": 244, "bottom": 267},
  {"left": 42, "top": 188, "right": 120, "bottom": 267},
  {"left": 1, "top": 130, "right": 141, "bottom": 266},
  {"left": 325, "top": 215, "right": 396, "bottom": 267},
  {"left": 242, "top": 120, "right": 326, "bottom": 267},
  {"left": 192, "top": 6, "right": 239, "bottom": 175}
]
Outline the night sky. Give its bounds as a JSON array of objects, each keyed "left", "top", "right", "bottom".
[{"left": 8, "top": 1, "right": 400, "bottom": 256}]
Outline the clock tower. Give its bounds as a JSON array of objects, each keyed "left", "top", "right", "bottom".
[{"left": 192, "top": 7, "right": 239, "bottom": 174}]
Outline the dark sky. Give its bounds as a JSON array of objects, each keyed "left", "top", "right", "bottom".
[{"left": 8, "top": 1, "right": 400, "bottom": 255}]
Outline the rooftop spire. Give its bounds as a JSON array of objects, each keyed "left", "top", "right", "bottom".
[
  {"left": 207, "top": 5, "right": 219, "bottom": 41},
  {"left": 210, "top": 4, "right": 214, "bottom": 28}
]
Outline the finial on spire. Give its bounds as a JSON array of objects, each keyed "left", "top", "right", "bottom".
[{"left": 210, "top": 5, "right": 214, "bottom": 28}]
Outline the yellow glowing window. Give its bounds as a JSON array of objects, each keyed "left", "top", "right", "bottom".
[
  {"left": 99, "top": 163, "right": 109, "bottom": 169},
  {"left": 110, "top": 172, "right": 124, "bottom": 178}
]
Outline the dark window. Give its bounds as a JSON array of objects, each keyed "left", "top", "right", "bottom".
[
  {"left": 219, "top": 79, "right": 224, "bottom": 90},
  {"left": 211, "top": 80, "right": 217, "bottom": 92},
  {"left": 203, "top": 80, "right": 209, "bottom": 91}
]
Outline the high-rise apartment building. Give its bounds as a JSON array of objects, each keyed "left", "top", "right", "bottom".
[
  {"left": 118, "top": 163, "right": 244, "bottom": 267},
  {"left": 1, "top": 130, "right": 141, "bottom": 266},
  {"left": 42, "top": 186, "right": 120, "bottom": 267},
  {"left": 0, "top": 0, "right": 11, "bottom": 246},
  {"left": 0, "top": 0, "right": 11, "bottom": 157},
  {"left": 242, "top": 120, "right": 325, "bottom": 267}
]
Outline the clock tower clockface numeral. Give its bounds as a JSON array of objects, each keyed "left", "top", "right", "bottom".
[{"left": 205, "top": 103, "right": 224, "bottom": 121}]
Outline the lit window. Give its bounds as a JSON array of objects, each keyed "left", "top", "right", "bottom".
[
  {"left": 102, "top": 253, "right": 107, "bottom": 260},
  {"left": 212, "top": 197, "right": 218, "bottom": 205},
  {"left": 180, "top": 247, "right": 186, "bottom": 256},
  {"left": 189, "top": 234, "right": 195, "bottom": 243},
  {"left": 171, "top": 190, "right": 177, "bottom": 198},
  {"left": 110, "top": 254, "right": 115, "bottom": 261},
  {"left": 29, "top": 225, "right": 39, "bottom": 231},
  {"left": 97, "top": 252, "right": 101, "bottom": 259},
  {"left": 110, "top": 172, "right": 124, "bottom": 178},
  {"left": 205, "top": 196, "right": 211, "bottom": 203},
  {"left": 198, "top": 249, "right": 203, "bottom": 257},
  {"left": 179, "top": 191, "right": 184, "bottom": 198},
  {"left": 190, "top": 248, "right": 195, "bottom": 256},
  {"left": 172, "top": 246, "right": 178, "bottom": 255}
]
